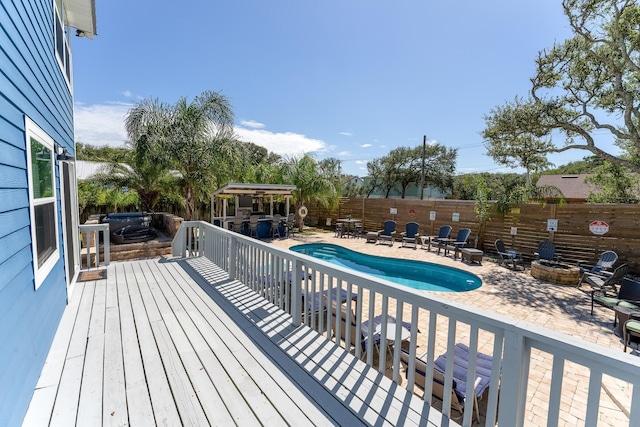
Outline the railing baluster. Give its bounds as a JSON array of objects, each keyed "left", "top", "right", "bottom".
[{"left": 170, "top": 220, "right": 640, "bottom": 426}]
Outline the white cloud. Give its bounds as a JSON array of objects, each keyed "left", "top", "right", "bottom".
[
  {"left": 234, "top": 125, "right": 327, "bottom": 156},
  {"left": 360, "top": 143, "right": 372, "bottom": 148},
  {"left": 337, "top": 151, "right": 350, "bottom": 157},
  {"left": 73, "top": 102, "right": 328, "bottom": 156},
  {"left": 239, "top": 120, "right": 266, "bottom": 129},
  {"left": 122, "top": 90, "right": 133, "bottom": 98},
  {"left": 338, "top": 131, "right": 352, "bottom": 136},
  {"left": 355, "top": 160, "right": 367, "bottom": 165},
  {"left": 74, "top": 102, "right": 132, "bottom": 147}
]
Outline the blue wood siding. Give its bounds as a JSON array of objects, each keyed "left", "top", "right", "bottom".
[{"left": 0, "top": 0, "right": 77, "bottom": 425}]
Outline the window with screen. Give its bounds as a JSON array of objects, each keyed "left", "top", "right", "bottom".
[
  {"left": 54, "top": 0, "right": 72, "bottom": 88},
  {"left": 26, "top": 117, "right": 59, "bottom": 290}
]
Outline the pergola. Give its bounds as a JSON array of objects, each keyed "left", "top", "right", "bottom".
[{"left": 211, "top": 183, "right": 296, "bottom": 222}]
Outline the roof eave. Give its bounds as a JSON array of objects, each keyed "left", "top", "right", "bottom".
[{"left": 65, "top": 0, "right": 97, "bottom": 39}]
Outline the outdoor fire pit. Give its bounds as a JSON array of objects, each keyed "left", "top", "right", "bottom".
[{"left": 530, "top": 260, "right": 581, "bottom": 286}]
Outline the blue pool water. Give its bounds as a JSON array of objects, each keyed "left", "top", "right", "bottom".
[{"left": 289, "top": 243, "right": 482, "bottom": 292}]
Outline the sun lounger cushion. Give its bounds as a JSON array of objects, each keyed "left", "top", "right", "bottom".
[
  {"left": 303, "top": 287, "right": 355, "bottom": 312},
  {"left": 434, "top": 343, "right": 494, "bottom": 399}
]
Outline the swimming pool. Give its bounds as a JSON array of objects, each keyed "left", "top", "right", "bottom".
[{"left": 289, "top": 243, "right": 482, "bottom": 292}]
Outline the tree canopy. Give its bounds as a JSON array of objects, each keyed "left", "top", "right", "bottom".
[
  {"left": 125, "top": 90, "right": 235, "bottom": 221},
  {"left": 483, "top": 0, "right": 640, "bottom": 174},
  {"left": 366, "top": 143, "right": 457, "bottom": 198}
]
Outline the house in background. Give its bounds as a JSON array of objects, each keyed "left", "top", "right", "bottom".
[
  {"left": 0, "top": 1, "right": 96, "bottom": 425},
  {"left": 536, "top": 174, "right": 596, "bottom": 203}
]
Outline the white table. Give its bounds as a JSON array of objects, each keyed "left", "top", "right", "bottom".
[{"left": 374, "top": 321, "right": 410, "bottom": 357}]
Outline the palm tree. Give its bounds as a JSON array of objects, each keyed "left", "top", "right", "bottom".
[
  {"left": 280, "top": 154, "right": 341, "bottom": 231},
  {"left": 125, "top": 91, "right": 234, "bottom": 221},
  {"left": 92, "top": 152, "right": 179, "bottom": 213}
]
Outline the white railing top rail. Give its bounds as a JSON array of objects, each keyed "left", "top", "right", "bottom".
[{"left": 172, "top": 220, "right": 640, "bottom": 427}]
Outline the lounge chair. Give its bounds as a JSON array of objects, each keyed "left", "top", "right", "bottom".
[
  {"left": 377, "top": 220, "right": 397, "bottom": 246},
  {"left": 302, "top": 287, "right": 357, "bottom": 317},
  {"left": 421, "top": 225, "right": 452, "bottom": 251},
  {"left": 331, "top": 301, "right": 412, "bottom": 359},
  {"left": 399, "top": 343, "right": 496, "bottom": 422},
  {"left": 579, "top": 263, "right": 631, "bottom": 318},
  {"left": 576, "top": 250, "right": 618, "bottom": 276},
  {"left": 495, "top": 239, "right": 525, "bottom": 270},
  {"left": 401, "top": 222, "right": 420, "bottom": 249},
  {"left": 535, "top": 240, "right": 562, "bottom": 264},
  {"left": 439, "top": 228, "right": 471, "bottom": 258}
]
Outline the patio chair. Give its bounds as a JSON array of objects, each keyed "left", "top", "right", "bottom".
[
  {"left": 401, "top": 222, "right": 420, "bottom": 249},
  {"left": 399, "top": 343, "right": 496, "bottom": 423},
  {"left": 422, "top": 225, "right": 452, "bottom": 251},
  {"left": 624, "top": 315, "right": 640, "bottom": 352},
  {"left": 334, "top": 222, "right": 344, "bottom": 238},
  {"left": 248, "top": 215, "right": 260, "bottom": 238},
  {"left": 439, "top": 228, "right": 471, "bottom": 258},
  {"left": 576, "top": 250, "right": 618, "bottom": 276},
  {"left": 535, "top": 240, "right": 561, "bottom": 264},
  {"left": 232, "top": 216, "right": 244, "bottom": 233},
  {"left": 353, "top": 223, "right": 363, "bottom": 239},
  {"left": 495, "top": 239, "right": 525, "bottom": 270},
  {"left": 579, "top": 263, "right": 631, "bottom": 317},
  {"left": 377, "top": 220, "right": 397, "bottom": 246},
  {"left": 270, "top": 214, "right": 282, "bottom": 239},
  {"left": 285, "top": 213, "right": 296, "bottom": 238}
]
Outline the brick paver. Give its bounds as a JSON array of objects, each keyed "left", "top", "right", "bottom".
[{"left": 270, "top": 230, "right": 636, "bottom": 426}]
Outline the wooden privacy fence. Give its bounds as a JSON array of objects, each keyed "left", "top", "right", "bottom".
[{"left": 306, "top": 198, "right": 640, "bottom": 272}]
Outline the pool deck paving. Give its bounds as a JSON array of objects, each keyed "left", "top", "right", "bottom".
[{"left": 269, "top": 230, "right": 637, "bottom": 427}]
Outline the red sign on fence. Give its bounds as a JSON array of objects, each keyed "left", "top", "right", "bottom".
[{"left": 589, "top": 220, "right": 609, "bottom": 235}]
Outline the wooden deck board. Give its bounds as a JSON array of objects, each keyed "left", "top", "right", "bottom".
[
  {"left": 124, "top": 262, "right": 182, "bottom": 426},
  {"left": 161, "top": 259, "right": 336, "bottom": 426},
  {"left": 24, "top": 257, "right": 441, "bottom": 427},
  {"left": 116, "top": 263, "right": 155, "bottom": 426}
]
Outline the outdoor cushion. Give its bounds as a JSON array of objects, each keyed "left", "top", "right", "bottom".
[
  {"left": 593, "top": 295, "right": 640, "bottom": 310},
  {"left": 626, "top": 320, "right": 640, "bottom": 334},
  {"left": 433, "top": 343, "right": 494, "bottom": 399}
]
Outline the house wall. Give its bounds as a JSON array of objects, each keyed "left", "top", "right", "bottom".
[{"left": 0, "top": 1, "right": 75, "bottom": 425}]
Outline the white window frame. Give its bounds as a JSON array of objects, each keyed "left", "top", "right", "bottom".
[
  {"left": 54, "top": 0, "right": 72, "bottom": 90},
  {"left": 25, "top": 117, "right": 60, "bottom": 290}
]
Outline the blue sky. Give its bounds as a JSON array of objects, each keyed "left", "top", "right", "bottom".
[{"left": 72, "top": 1, "right": 608, "bottom": 177}]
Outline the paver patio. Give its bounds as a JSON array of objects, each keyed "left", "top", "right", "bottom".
[{"left": 270, "top": 229, "right": 636, "bottom": 426}]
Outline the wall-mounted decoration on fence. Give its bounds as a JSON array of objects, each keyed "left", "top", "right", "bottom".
[
  {"left": 452, "top": 212, "right": 460, "bottom": 222},
  {"left": 390, "top": 207, "right": 397, "bottom": 215},
  {"left": 589, "top": 220, "right": 609, "bottom": 235},
  {"left": 511, "top": 227, "right": 517, "bottom": 236},
  {"left": 547, "top": 219, "right": 558, "bottom": 232},
  {"left": 409, "top": 209, "right": 416, "bottom": 216},
  {"left": 429, "top": 211, "right": 436, "bottom": 221}
]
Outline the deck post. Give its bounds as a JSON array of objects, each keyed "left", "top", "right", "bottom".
[
  {"left": 229, "top": 235, "right": 237, "bottom": 279},
  {"left": 498, "top": 327, "right": 529, "bottom": 426},
  {"left": 291, "top": 259, "right": 301, "bottom": 327}
]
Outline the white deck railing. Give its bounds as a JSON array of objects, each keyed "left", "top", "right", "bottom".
[
  {"left": 173, "top": 221, "right": 640, "bottom": 427},
  {"left": 78, "top": 223, "right": 110, "bottom": 269}
]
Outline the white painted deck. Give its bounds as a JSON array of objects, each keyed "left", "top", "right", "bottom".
[{"left": 23, "top": 257, "right": 442, "bottom": 427}]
